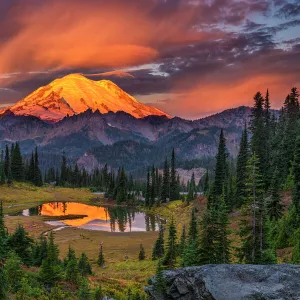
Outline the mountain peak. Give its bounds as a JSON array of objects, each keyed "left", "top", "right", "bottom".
[{"left": 1, "top": 73, "right": 170, "bottom": 122}]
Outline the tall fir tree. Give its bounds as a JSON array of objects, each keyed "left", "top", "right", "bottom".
[
  {"left": 210, "top": 129, "right": 228, "bottom": 208},
  {"left": 236, "top": 124, "right": 249, "bottom": 207},
  {"left": 238, "top": 153, "right": 270, "bottom": 264},
  {"left": 170, "top": 149, "right": 179, "bottom": 201},
  {"left": 266, "top": 168, "right": 283, "bottom": 220},
  {"left": 161, "top": 158, "right": 170, "bottom": 202},
  {"left": 98, "top": 243, "right": 105, "bottom": 267},
  {"left": 33, "top": 147, "right": 43, "bottom": 186},
  {"left": 152, "top": 225, "right": 165, "bottom": 260},
  {"left": 163, "top": 218, "right": 177, "bottom": 269},
  {"left": 11, "top": 142, "right": 24, "bottom": 181}
]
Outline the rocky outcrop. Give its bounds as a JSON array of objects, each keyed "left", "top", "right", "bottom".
[{"left": 146, "top": 264, "right": 300, "bottom": 300}]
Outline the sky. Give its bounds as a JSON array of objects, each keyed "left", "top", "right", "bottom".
[{"left": 0, "top": 0, "right": 299, "bottom": 119}]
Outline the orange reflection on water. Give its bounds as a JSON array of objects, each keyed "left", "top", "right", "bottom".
[{"left": 40, "top": 202, "right": 110, "bottom": 227}]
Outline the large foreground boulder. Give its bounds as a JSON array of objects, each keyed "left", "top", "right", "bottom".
[{"left": 146, "top": 264, "right": 300, "bottom": 300}]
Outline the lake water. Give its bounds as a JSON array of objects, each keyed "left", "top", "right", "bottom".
[{"left": 16, "top": 202, "right": 162, "bottom": 232}]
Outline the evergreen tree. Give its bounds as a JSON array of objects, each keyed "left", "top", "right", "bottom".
[
  {"left": 163, "top": 218, "right": 177, "bottom": 269},
  {"left": 188, "top": 208, "right": 198, "bottom": 243},
  {"left": 145, "top": 168, "right": 150, "bottom": 207},
  {"left": 0, "top": 259, "right": 8, "bottom": 300},
  {"left": 0, "top": 201, "right": 9, "bottom": 260},
  {"left": 179, "top": 225, "right": 186, "bottom": 256},
  {"left": 9, "top": 224, "right": 33, "bottom": 266},
  {"left": 170, "top": 149, "right": 179, "bottom": 201},
  {"left": 236, "top": 124, "right": 249, "bottom": 207},
  {"left": 238, "top": 153, "right": 269, "bottom": 264},
  {"left": 28, "top": 152, "right": 35, "bottom": 183},
  {"left": 5, "top": 251, "right": 25, "bottom": 293},
  {"left": 214, "top": 191, "right": 231, "bottom": 263},
  {"left": 266, "top": 168, "right": 283, "bottom": 220},
  {"left": 251, "top": 92, "right": 267, "bottom": 186},
  {"left": 78, "top": 278, "right": 90, "bottom": 300},
  {"left": 11, "top": 142, "right": 24, "bottom": 181},
  {"left": 198, "top": 207, "right": 219, "bottom": 265},
  {"left": 66, "top": 257, "right": 79, "bottom": 284},
  {"left": 291, "top": 230, "right": 300, "bottom": 264},
  {"left": 97, "top": 243, "right": 105, "bottom": 267},
  {"left": 116, "top": 168, "right": 127, "bottom": 204},
  {"left": 154, "top": 260, "right": 165, "bottom": 294},
  {"left": 40, "top": 231, "right": 61, "bottom": 285},
  {"left": 161, "top": 158, "right": 170, "bottom": 202},
  {"left": 4, "top": 145, "right": 11, "bottom": 180},
  {"left": 152, "top": 225, "right": 165, "bottom": 260},
  {"left": 292, "top": 136, "right": 300, "bottom": 215},
  {"left": 33, "top": 147, "right": 43, "bottom": 186},
  {"left": 203, "top": 169, "right": 210, "bottom": 196},
  {"left": 186, "top": 173, "right": 196, "bottom": 203},
  {"left": 138, "top": 244, "right": 145, "bottom": 261},
  {"left": 78, "top": 252, "right": 92, "bottom": 277},
  {"left": 212, "top": 129, "right": 228, "bottom": 202},
  {"left": 60, "top": 152, "right": 68, "bottom": 186}
]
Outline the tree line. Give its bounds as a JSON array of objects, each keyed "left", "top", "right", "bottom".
[{"left": 151, "top": 87, "right": 300, "bottom": 293}]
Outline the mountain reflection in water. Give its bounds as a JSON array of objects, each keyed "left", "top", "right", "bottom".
[{"left": 22, "top": 202, "right": 161, "bottom": 232}]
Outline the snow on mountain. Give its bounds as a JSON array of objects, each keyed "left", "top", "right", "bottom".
[{"left": 1, "top": 73, "right": 170, "bottom": 122}]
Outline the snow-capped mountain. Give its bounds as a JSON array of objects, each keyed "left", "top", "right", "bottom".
[{"left": 1, "top": 73, "right": 170, "bottom": 122}]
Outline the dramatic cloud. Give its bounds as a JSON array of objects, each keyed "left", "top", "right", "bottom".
[{"left": 0, "top": 0, "right": 299, "bottom": 118}]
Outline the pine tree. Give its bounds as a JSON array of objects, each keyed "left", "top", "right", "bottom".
[
  {"left": 40, "top": 232, "right": 61, "bottom": 285},
  {"left": 266, "top": 168, "right": 283, "bottom": 220},
  {"left": 11, "top": 142, "right": 24, "bottom": 181},
  {"left": 188, "top": 208, "right": 198, "bottom": 243},
  {"left": 0, "top": 150, "right": 5, "bottom": 184},
  {"left": 170, "top": 149, "right": 179, "bottom": 201},
  {"left": 212, "top": 129, "right": 228, "bottom": 201},
  {"left": 4, "top": 145, "right": 11, "bottom": 180},
  {"left": 66, "top": 257, "right": 79, "bottom": 284},
  {"left": 215, "top": 191, "right": 231, "bottom": 263},
  {"left": 78, "top": 278, "right": 90, "bottom": 300},
  {"left": 251, "top": 92, "right": 267, "bottom": 185},
  {"left": 9, "top": 224, "right": 33, "bottom": 266},
  {"left": 291, "top": 230, "right": 300, "bottom": 264},
  {"left": 292, "top": 136, "right": 300, "bottom": 215},
  {"left": 33, "top": 147, "right": 43, "bottom": 186},
  {"left": 236, "top": 124, "right": 249, "bottom": 207},
  {"left": 154, "top": 260, "right": 165, "bottom": 294},
  {"left": 138, "top": 244, "right": 146, "bottom": 261},
  {"left": 179, "top": 225, "right": 186, "bottom": 256},
  {"left": 116, "top": 168, "right": 128, "bottom": 204},
  {"left": 78, "top": 252, "right": 92, "bottom": 277},
  {"left": 0, "top": 201, "right": 9, "bottom": 260},
  {"left": 187, "top": 173, "right": 196, "bottom": 203},
  {"left": 145, "top": 168, "right": 150, "bottom": 207},
  {"left": 60, "top": 152, "right": 68, "bottom": 186},
  {"left": 161, "top": 158, "right": 170, "bottom": 202},
  {"left": 198, "top": 207, "right": 219, "bottom": 265},
  {"left": 238, "top": 153, "right": 268, "bottom": 264},
  {"left": 152, "top": 225, "right": 165, "bottom": 260},
  {"left": 0, "top": 259, "right": 8, "bottom": 300},
  {"left": 163, "top": 218, "right": 177, "bottom": 269},
  {"left": 28, "top": 152, "right": 35, "bottom": 183},
  {"left": 5, "top": 251, "right": 25, "bottom": 293},
  {"left": 203, "top": 169, "right": 210, "bottom": 196},
  {"left": 97, "top": 243, "right": 105, "bottom": 267}
]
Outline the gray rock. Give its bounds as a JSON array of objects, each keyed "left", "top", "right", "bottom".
[{"left": 145, "top": 264, "right": 300, "bottom": 300}]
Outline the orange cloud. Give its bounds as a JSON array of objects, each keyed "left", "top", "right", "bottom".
[
  {"left": 156, "top": 73, "right": 300, "bottom": 118},
  {"left": 0, "top": 0, "right": 208, "bottom": 84}
]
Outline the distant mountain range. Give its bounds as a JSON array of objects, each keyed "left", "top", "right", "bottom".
[
  {"left": 0, "top": 74, "right": 257, "bottom": 171},
  {"left": 0, "top": 106, "right": 252, "bottom": 171}
]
